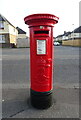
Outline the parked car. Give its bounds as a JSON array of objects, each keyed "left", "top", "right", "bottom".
[{"left": 54, "top": 42, "right": 60, "bottom": 46}]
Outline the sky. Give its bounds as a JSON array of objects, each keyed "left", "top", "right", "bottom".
[{"left": 0, "top": 0, "right": 80, "bottom": 37}]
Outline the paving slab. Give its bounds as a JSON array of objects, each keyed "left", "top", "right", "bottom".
[
  {"left": 2, "top": 46, "right": 80, "bottom": 118},
  {"left": 2, "top": 87, "right": 79, "bottom": 118}
]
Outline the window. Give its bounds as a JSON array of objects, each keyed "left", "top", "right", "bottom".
[
  {"left": 0, "top": 22, "right": 4, "bottom": 29},
  {"left": 0, "top": 35, "right": 5, "bottom": 43}
]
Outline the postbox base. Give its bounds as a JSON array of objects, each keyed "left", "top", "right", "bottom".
[{"left": 30, "top": 89, "right": 52, "bottom": 109}]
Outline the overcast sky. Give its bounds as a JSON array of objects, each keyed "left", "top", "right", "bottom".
[{"left": 0, "top": 0, "right": 80, "bottom": 37}]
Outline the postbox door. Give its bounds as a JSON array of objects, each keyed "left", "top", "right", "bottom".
[{"left": 31, "top": 35, "right": 53, "bottom": 92}]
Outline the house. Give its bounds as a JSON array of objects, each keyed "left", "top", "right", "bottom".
[
  {"left": 62, "top": 26, "right": 81, "bottom": 46},
  {"left": 16, "top": 27, "right": 30, "bottom": 48},
  {"left": 55, "top": 34, "right": 63, "bottom": 41},
  {"left": 0, "top": 14, "right": 18, "bottom": 48},
  {"left": 54, "top": 34, "right": 64, "bottom": 45},
  {"left": 71, "top": 26, "right": 81, "bottom": 39},
  {"left": 62, "top": 32, "right": 71, "bottom": 40}
]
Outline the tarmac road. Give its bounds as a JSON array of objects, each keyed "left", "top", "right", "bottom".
[{"left": 2, "top": 46, "right": 80, "bottom": 118}]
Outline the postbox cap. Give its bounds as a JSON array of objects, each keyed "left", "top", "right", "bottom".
[{"left": 24, "top": 13, "right": 59, "bottom": 27}]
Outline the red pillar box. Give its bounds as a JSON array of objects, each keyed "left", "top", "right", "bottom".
[{"left": 24, "top": 14, "right": 59, "bottom": 109}]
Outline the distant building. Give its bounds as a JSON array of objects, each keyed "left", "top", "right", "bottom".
[
  {"left": 62, "top": 26, "right": 81, "bottom": 46},
  {"left": 55, "top": 26, "right": 81, "bottom": 47},
  {"left": 71, "top": 26, "right": 81, "bottom": 39},
  {"left": 0, "top": 14, "right": 18, "bottom": 48},
  {"left": 55, "top": 34, "right": 63, "bottom": 41},
  {"left": 16, "top": 27, "right": 30, "bottom": 47},
  {"left": 62, "top": 32, "right": 71, "bottom": 40}
]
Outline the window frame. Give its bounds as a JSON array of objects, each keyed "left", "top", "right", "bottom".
[
  {"left": 0, "top": 35, "right": 5, "bottom": 43},
  {"left": 0, "top": 22, "right": 4, "bottom": 29}
]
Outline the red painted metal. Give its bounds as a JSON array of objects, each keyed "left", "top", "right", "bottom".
[{"left": 24, "top": 14, "right": 59, "bottom": 92}]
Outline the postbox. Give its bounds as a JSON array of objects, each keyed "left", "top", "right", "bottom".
[{"left": 24, "top": 14, "right": 59, "bottom": 109}]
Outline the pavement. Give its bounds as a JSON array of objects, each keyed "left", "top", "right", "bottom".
[{"left": 2, "top": 46, "right": 80, "bottom": 118}]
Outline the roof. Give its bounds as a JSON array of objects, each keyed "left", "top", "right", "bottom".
[
  {"left": 0, "top": 15, "right": 5, "bottom": 21},
  {"left": 55, "top": 31, "right": 71, "bottom": 38},
  {"left": 56, "top": 34, "right": 64, "bottom": 38},
  {"left": 0, "top": 14, "right": 16, "bottom": 28},
  {"left": 55, "top": 26, "right": 81, "bottom": 38},
  {"left": 16, "top": 27, "right": 26, "bottom": 34},
  {"left": 64, "top": 32, "right": 71, "bottom": 36},
  {"left": 73, "top": 26, "right": 81, "bottom": 33}
]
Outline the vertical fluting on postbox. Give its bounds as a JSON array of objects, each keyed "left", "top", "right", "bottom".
[{"left": 24, "top": 14, "right": 59, "bottom": 109}]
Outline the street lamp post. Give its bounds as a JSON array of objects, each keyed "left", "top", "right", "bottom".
[{"left": 72, "top": 24, "right": 74, "bottom": 46}]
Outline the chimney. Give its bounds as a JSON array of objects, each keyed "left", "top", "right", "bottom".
[{"left": 64, "top": 31, "right": 66, "bottom": 34}]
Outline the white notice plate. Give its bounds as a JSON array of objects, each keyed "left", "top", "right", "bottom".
[{"left": 37, "top": 40, "right": 46, "bottom": 54}]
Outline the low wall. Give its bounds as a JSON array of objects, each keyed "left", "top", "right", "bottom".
[
  {"left": 62, "top": 38, "right": 81, "bottom": 47},
  {"left": 16, "top": 38, "right": 30, "bottom": 48}
]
